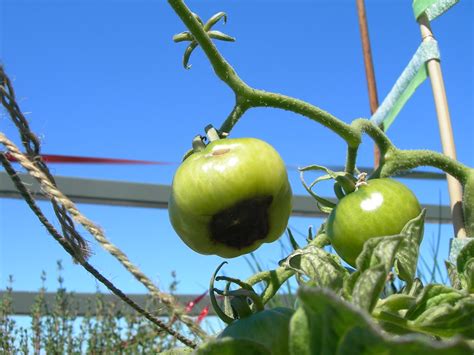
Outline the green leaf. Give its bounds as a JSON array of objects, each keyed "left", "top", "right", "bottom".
[
  {"left": 394, "top": 210, "right": 426, "bottom": 286},
  {"left": 289, "top": 287, "right": 371, "bottom": 355},
  {"left": 204, "top": 12, "right": 228, "bottom": 31},
  {"left": 299, "top": 165, "right": 354, "bottom": 213},
  {"left": 410, "top": 296, "right": 474, "bottom": 338},
  {"left": 183, "top": 41, "right": 198, "bottom": 69},
  {"left": 338, "top": 325, "right": 472, "bottom": 355},
  {"left": 375, "top": 294, "right": 416, "bottom": 314},
  {"left": 348, "top": 235, "right": 403, "bottom": 312},
  {"left": 290, "top": 286, "right": 472, "bottom": 355},
  {"left": 402, "top": 278, "right": 424, "bottom": 297},
  {"left": 299, "top": 171, "right": 336, "bottom": 213},
  {"left": 308, "top": 222, "right": 331, "bottom": 247},
  {"left": 355, "top": 235, "right": 403, "bottom": 272},
  {"left": 283, "top": 245, "right": 349, "bottom": 292},
  {"left": 286, "top": 228, "right": 301, "bottom": 250},
  {"left": 406, "top": 284, "right": 465, "bottom": 320},
  {"left": 456, "top": 239, "right": 474, "bottom": 292},
  {"left": 404, "top": 284, "right": 474, "bottom": 338},
  {"left": 208, "top": 30, "right": 236, "bottom": 42},
  {"left": 351, "top": 264, "right": 388, "bottom": 312},
  {"left": 461, "top": 259, "right": 474, "bottom": 293},
  {"left": 196, "top": 337, "right": 270, "bottom": 354},
  {"left": 445, "top": 260, "right": 462, "bottom": 289},
  {"left": 172, "top": 31, "right": 193, "bottom": 43}
]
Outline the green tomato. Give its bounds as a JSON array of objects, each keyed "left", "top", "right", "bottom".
[
  {"left": 326, "top": 178, "right": 421, "bottom": 267},
  {"left": 169, "top": 137, "right": 292, "bottom": 258},
  {"left": 217, "top": 307, "right": 294, "bottom": 355}
]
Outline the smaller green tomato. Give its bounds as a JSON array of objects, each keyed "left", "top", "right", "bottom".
[
  {"left": 326, "top": 178, "right": 421, "bottom": 267},
  {"left": 168, "top": 137, "right": 292, "bottom": 258},
  {"left": 217, "top": 307, "right": 294, "bottom": 355}
]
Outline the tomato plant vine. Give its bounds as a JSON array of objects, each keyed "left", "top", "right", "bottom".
[
  {"left": 168, "top": 0, "right": 471, "bottom": 188},
  {"left": 165, "top": 0, "right": 474, "bottom": 353}
]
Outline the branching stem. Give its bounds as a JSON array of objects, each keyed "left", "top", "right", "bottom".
[{"left": 169, "top": 0, "right": 473, "bottom": 245}]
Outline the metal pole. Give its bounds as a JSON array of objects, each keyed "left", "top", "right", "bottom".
[
  {"left": 418, "top": 14, "right": 466, "bottom": 238},
  {"left": 356, "top": 0, "right": 381, "bottom": 168}
]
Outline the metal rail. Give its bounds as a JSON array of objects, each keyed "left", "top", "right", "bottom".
[
  {"left": 0, "top": 171, "right": 450, "bottom": 222},
  {"left": 0, "top": 170, "right": 451, "bottom": 316},
  {"left": 0, "top": 291, "right": 294, "bottom": 317}
]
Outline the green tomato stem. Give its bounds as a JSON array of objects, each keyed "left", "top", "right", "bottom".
[
  {"left": 245, "top": 267, "right": 295, "bottom": 305},
  {"left": 351, "top": 119, "right": 394, "bottom": 156},
  {"left": 244, "top": 90, "right": 360, "bottom": 147},
  {"left": 210, "top": 262, "right": 235, "bottom": 324},
  {"left": 168, "top": 0, "right": 360, "bottom": 146},
  {"left": 345, "top": 146, "right": 359, "bottom": 175},
  {"left": 380, "top": 148, "right": 470, "bottom": 185},
  {"left": 219, "top": 103, "right": 248, "bottom": 136}
]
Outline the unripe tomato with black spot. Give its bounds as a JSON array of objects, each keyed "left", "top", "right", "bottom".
[{"left": 168, "top": 137, "right": 292, "bottom": 258}]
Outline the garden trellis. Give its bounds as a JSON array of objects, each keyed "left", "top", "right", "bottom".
[
  {"left": 1, "top": 0, "right": 473, "bottom": 352},
  {"left": 364, "top": 0, "right": 466, "bottom": 246}
]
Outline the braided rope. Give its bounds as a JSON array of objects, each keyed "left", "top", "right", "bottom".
[
  {"left": 0, "top": 65, "right": 207, "bottom": 339},
  {"left": 0, "top": 153, "right": 197, "bottom": 349},
  {"left": 0, "top": 66, "right": 90, "bottom": 261},
  {"left": 0, "top": 134, "right": 175, "bottom": 300}
]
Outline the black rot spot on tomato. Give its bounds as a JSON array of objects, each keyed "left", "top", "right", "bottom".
[{"left": 210, "top": 196, "right": 273, "bottom": 249}]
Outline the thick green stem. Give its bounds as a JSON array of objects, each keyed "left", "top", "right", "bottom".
[
  {"left": 168, "top": 0, "right": 250, "bottom": 95},
  {"left": 380, "top": 149, "right": 470, "bottom": 186},
  {"left": 219, "top": 102, "right": 248, "bottom": 135},
  {"left": 351, "top": 118, "right": 394, "bottom": 156},
  {"left": 345, "top": 146, "right": 359, "bottom": 175},
  {"left": 245, "top": 267, "right": 295, "bottom": 305},
  {"left": 246, "top": 90, "right": 360, "bottom": 146},
  {"left": 169, "top": 0, "right": 360, "bottom": 146}
]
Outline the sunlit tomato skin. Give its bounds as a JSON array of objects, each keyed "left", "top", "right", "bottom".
[
  {"left": 217, "top": 307, "right": 294, "bottom": 355},
  {"left": 326, "top": 178, "right": 421, "bottom": 267},
  {"left": 168, "top": 137, "right": 292, "bottom": 258}
]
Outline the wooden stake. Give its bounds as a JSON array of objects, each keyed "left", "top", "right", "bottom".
[
  {"left": 356, "top": 0, "right": 381, "bottom": 168},
  {"left": 418, "top": 14, "right": 467, "bottom": 238}
]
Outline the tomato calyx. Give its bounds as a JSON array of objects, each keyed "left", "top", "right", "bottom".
[
  {"left": 210, "top": 262, "right": 265, "bottom": 324},
  {"left": 183, "top": 124, "right": 229, "bottom": 161},
  {"left": 299, "top": 164, "right": 357, "bottom": 214},
  {"left": 355, "top": 171, "right": 369, "bottom": 189}
]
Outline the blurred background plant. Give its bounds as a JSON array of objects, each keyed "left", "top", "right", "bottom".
[{"left": 0, "top": 261, "right": 190, "bottom": 353}]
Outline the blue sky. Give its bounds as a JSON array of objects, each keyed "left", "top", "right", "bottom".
[{"left": 1, "top": 0, "right": 473, "bottom": 300}]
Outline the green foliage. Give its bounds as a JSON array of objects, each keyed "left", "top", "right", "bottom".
[
  {"left": 188, "top": 210, "right": 474, "bottom": 353},
  {"left": 0, "top": 266, "right": 185, "bottom": 353}
]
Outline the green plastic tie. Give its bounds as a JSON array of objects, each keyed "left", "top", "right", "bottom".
[
  {"left": 370, "top": 38, "right": 440, "bottom": 130},
  {"left": 413, "top": 0, "right": 459, "bottom": 22}
]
